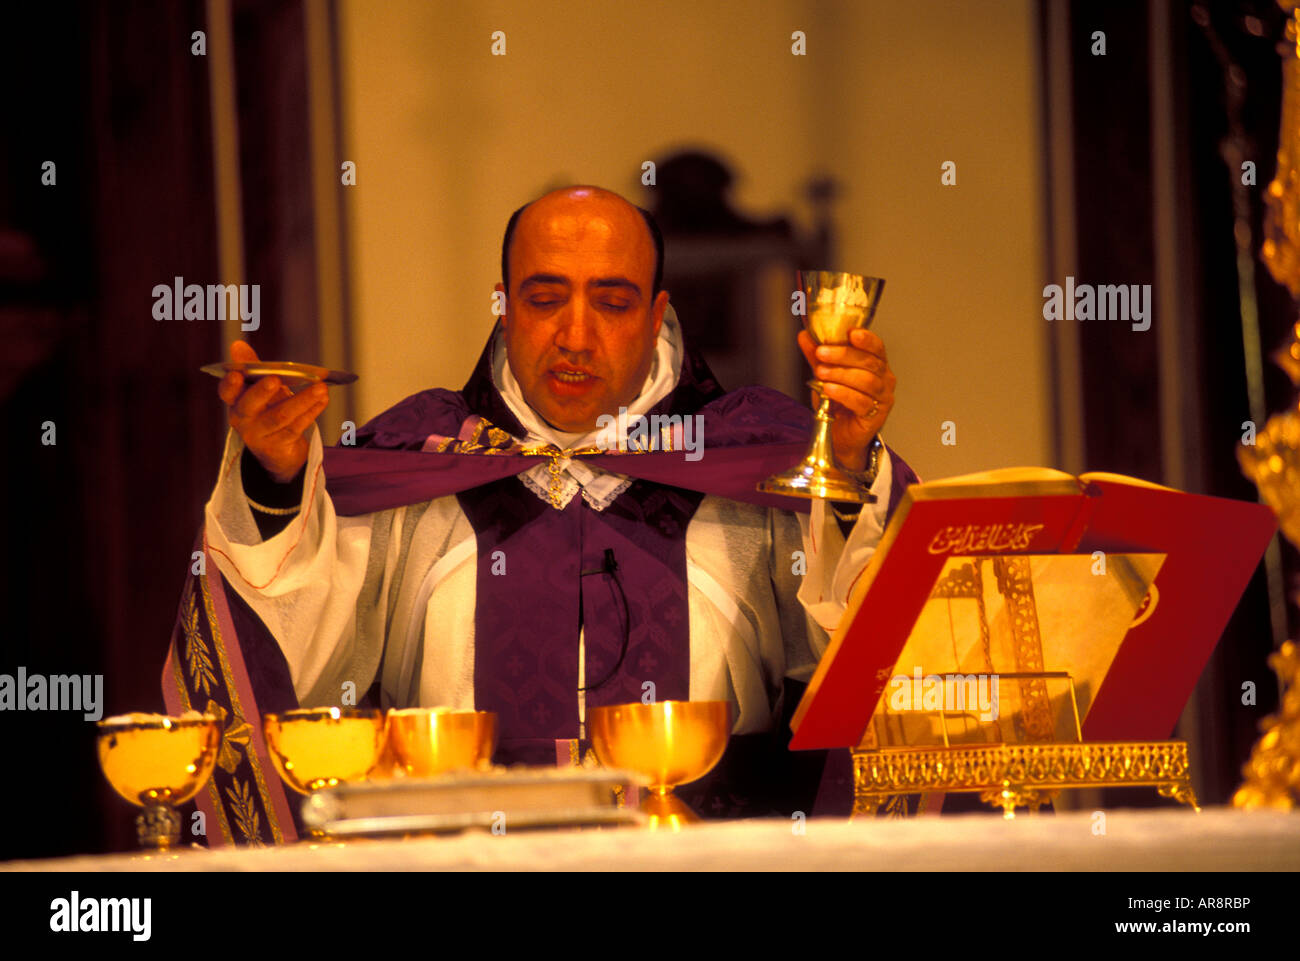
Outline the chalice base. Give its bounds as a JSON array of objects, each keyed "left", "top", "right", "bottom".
[
  {"left": 759, "top": 462, "right": 878, "bottom": 503},
  {"left": 642, "top": 791, "right": 697, "bottom": 831},
  {"left": 758, "top": 385, "right": 877, "bottom": 504}
]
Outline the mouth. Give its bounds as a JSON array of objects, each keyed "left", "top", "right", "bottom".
[{"left": 547, "top": 366, "right": 599, "bottom": 393}]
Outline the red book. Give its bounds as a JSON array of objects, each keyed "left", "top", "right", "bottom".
[{"left": 789, "top": 469, "right": 1278, "bottom": 751}]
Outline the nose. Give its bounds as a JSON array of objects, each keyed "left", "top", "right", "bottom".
[{"left": 554, "top": 300, "right": 594, "bottom": 354}]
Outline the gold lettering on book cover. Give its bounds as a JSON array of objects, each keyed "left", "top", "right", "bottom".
[{"left": 927, "top": 522, "right": 1044, "bottom": 555}]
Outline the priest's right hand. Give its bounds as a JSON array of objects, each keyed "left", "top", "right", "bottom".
[{"left": 218, "top": 341, "right": 330, "bottom": 483}]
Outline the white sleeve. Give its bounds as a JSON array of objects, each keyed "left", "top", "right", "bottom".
[
  {"left": 795, "top": 447, "right": 893, "bottom": 634},
  {"left": 204, "top": 426, "right": 383, "bottom": 705}
]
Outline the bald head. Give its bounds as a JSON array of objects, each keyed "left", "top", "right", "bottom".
[
  {"left": 500, "top": 185, "right": 664, "bottom": 298},
  {"left": 493, "top": 185, "right": 672, "bottom": 433}
]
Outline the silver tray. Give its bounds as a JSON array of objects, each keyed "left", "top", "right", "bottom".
[{"left": 302, "top": 766, "right": 647, "bottom": 837}]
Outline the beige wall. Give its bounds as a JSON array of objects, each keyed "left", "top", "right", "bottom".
[
  {"left": 337, "top": 0, "right": 1050, "bottom": 481},
  {"left": 814, "top": 2, "right": 1051, "bottom": 480}
]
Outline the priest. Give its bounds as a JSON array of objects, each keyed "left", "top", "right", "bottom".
[{"left": 163, "top": 185, "right": 917, "bottom": 843}]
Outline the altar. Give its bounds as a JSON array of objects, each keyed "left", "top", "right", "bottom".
[{"left": 5, "top": 809, "right": 1298, "bottom": 872}]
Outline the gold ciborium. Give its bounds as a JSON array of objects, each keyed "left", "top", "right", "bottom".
[
  {"left": 385, "top": 708, "right": 498, "bottom": 776},
  {"left": 588, "top": 700, "right": 730, "bottom": 830},
  {"left": 759, "top": 270, "right": 885, "bottom": 503},
  {"left": 262, "top": 707, "right": 386, "bottom": 795},
  {"left": 97, "top": 712, "right": 221, "bottom": 850}
]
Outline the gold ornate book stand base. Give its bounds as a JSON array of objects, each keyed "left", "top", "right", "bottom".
[{"left": 850, "top": 740, "right": 1200, "bottom": 820}]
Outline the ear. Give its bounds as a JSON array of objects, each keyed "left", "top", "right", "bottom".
[
  {"left": 651, "top": 289, "right": 669, "bottom": 338},
  {"left": 495, "top": 281, "right": 508, "bottom": 330}
]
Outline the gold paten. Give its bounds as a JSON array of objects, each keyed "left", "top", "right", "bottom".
[
  {"left": 97, "top": 712, "right": 222, "bottom": 850},
  {"left": 262, "top": 707, "right": 386, "bottom": 795},
  {"left": 851, "top": 551, "right": 1201, "bottom": 818},
  {"left": 759, "top": 271, "right": 885, "bottom": 504},
  {"left": 587, "top": 700, "right": 730, "bottom": 829},
  {"left": 384, "top": 708, "right": 497, "bottom": 777},
  {"left": 199, "top": 360, "right": 358, "bottom": 388}
]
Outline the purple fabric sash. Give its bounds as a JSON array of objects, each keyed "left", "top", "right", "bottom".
[{"left": 323, "top": 327, "right": 840, "bottom": 516}]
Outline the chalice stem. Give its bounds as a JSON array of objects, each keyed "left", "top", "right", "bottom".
[
  {"left": 137, "top": 802, "right": 182, "bottom": 850},
  {"left": 806, "top": 389, "right": 837, "bottom": 481}
]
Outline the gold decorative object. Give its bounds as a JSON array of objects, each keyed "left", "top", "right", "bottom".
[
  {"left": 1234, "top": 1, "right": 1300, "bottom": 811},
  {"left": 1233, "top": 641, "right": 1300, "bottom": 810},
  {"left": 384, "top": 708, "right": 497, "bottom": 777},
  {"left": 1238, "top": 393, "right": 1300, "bottom": 547},
  {"left": 1270, "top": 322, "right": 1300, "bottom": 385},
  {"left": 587, "top": 700, "right": 730, "bottom": 830},
  {"left": 759, "top": 270, "right": 885, "bottom": 503},
  {"left": 97, "top": 712, "right": 222, "bottom": 850},
  {"left": 262, "top": 707, "right": 386, "bottom": 795},
  {"left": 853, "top": 741, "right": 1199, "bottom": 820},
  {"left": 1263, "top": 2, "right": 1300, "bottom": 297}
]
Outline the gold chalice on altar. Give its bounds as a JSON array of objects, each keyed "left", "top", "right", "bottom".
[
  {"left": 759, "top": 270, "right": 885, "bottom": 503},
  {"left": 97, "top": 712, "right": 221, "bottom": 850},
  {"left": 262, "top": 707, "right": 386, "bottom": 795},
  {"left": 588, "top": 700, "right": 730, "bottom": 829},
  {"left": 385, "top": 708, "right": 498, "bottom": 776}
]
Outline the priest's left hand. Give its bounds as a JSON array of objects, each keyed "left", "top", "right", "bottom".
[{"left": 797, "top": 327, "right": 896, "bottom": 472}]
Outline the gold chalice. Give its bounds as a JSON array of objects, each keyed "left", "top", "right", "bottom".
[
  {"left": 759, "top": 270, "right": 886, "bottom": 503},
  {"left": 97, "top": 712, "right": 221, "bottom": 850},
  {"left": 262, "top": 707, "right": 386, "bottom": 795},
  {"left": 385, "top": 707, "right": 498, "bottom": 776},
  {"left": 588, "top": 700, "right": 731, "bottom": 829}
]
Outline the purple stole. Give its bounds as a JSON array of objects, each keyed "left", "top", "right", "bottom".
[{"left": 458, "top": 478, "right": 703, "bottom": 764}]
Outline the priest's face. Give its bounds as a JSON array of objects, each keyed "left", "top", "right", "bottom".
[{"left": 498, "top": 187, "right": 669, "bottom": 434}]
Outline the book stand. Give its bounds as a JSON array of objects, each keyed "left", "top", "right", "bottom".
[{"left": 789, "top": 470, "right": 1277, "bottom": 819}]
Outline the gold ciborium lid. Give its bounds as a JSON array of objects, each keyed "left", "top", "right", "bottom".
[
  {"left": 262, "top": 707, "right": 386, "bottom": 795},
  {"left": 588, "top": 700, "right": 731, "bottom": 828},
  {"left": 96, "top": 711, "right": 222, "bottom": 850},
  {"left": 385, "top": 707, "right": 498, "bottom": 777}
]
